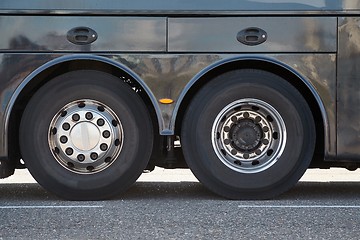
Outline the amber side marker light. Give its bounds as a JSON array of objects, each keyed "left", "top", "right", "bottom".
[{"left": 159, "top": 98, "right": 174, "bottom": 104}]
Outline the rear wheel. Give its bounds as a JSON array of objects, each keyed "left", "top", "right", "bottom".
[
  {"left": 20, "top": 70, "right": 153, "bottom": 200},
  {"left": 181, "top": 69, "right": 315, "bottom": 199}
]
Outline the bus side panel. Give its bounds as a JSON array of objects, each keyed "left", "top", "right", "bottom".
[{"left": 337, "top": 17, "right": 360, "bottom": 161}]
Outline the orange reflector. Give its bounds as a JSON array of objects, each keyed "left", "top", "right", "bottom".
[{"left": 159, "top": 98, "right": 174, "bottom": 104}]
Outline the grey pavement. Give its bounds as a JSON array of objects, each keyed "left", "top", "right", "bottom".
[{"left": 1, "top": 168, "right": 360, "bottom": 239}]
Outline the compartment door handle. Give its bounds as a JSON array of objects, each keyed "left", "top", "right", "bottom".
[
  {"left": 236, "top": 27, "right": 267, "bottom": 46},
  {"left": 67, "top": 27, "right": 98, "bottom": 45}
]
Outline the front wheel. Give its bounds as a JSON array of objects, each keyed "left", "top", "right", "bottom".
[
  {"left": 20, "top": 70, "right": 153, "bottom": 200},
  {"left": 181, "top": 69, "right": 315, "bottom": 199}
]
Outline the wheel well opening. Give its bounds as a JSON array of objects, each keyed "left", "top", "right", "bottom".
[
  {"left": 9, "top": 59, "right": 158, "bottom": 167},
  {"left": 175, "top": 60, "right": 324, "bottom": 164}
]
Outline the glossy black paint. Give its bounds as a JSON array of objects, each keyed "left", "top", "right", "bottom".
[
  {"left": 168, "top": 17, "right": 336, "bottom": 52},
  {"left": 0, "top": 16, "right": 166, "bottom": 52},
  {"left": 0, "top": 0, "right": 358, "bottom": 14},
  {"left": 0, "top": 0, "right": 359, "bottom": 169}
]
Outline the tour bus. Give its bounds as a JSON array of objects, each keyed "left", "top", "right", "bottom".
[{"left": 0, "top": 0, "right": 358, "bottom": 200}]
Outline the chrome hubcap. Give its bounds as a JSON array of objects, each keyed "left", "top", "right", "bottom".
[
  {"left": 212, "top": 98, "right": 286, "bottom": 174},
  {"left": 48, "top": 100, "right": 123, "bottom": 174}
]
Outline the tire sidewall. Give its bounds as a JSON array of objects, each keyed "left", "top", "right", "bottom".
[
  {"left": 20, "top": 70, "right": 153, "bottom": 199},
  {"left": 182, "top": 70, "right": 315, "bottom": 198}
]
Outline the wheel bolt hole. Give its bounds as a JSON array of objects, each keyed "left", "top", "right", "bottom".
[
  {"left": 85, "top": 112, "right": 93, "bottom": 120},
  {"left": 243, "top": 153, "right": 250, "bottom": 159},
  {"left": 273, "top": 132, "right": 279, "bottom": 140},
  {"left": 100, "top": 143, "right": 108, "bottom": 151},
  {"left": 266, "top": 115, "right": 273, "bottom": 122},
  {"left": 54, "top": 147, "right": 60, "bottom": 154},
  {"left": 224, "top": 126, "right": 230, "bottom": 132},
  {"left": 231, "top": 149, "right": 237, "bottom": 155},
  {"left": 65, "top": 148, "right": 73, "bottom": 156},
  {"left": 112, "top": 120, "right": 118, "bottom": 127},
  {"left": 60, "top": 136, "right": 68, "bottom": 144},
  {"left": 97, "top": 119, "right": 105, "bottom": 126},
  {"left": 267, "top": 149, "right": 274, "bottom": 156},
  {"left": 234, "top": 160, "right": 241, "bottom": 166},
  {"left": 231, "top": 116, "right": 238, "bottom": 122},
  {"left": 220, "top": 149, "right": 226, "bottom": 156},
  {"left": 255, "top": 116, "right": 261, "bottom": 123},
  {"left": 115, "top": 139, "right": 120, "bottom": 146},
  {"left": 234, "top": 106, "right": 242, "bottom": 112},
  {"left": 97, "top": 106, "right": 105, "bottom": 112},
  {"left": 72, "top": 114, "right": 80, "bottom": 122},
  {"left": 60, "top": 110, "right": 67, "bottom": 117},
  {"left": 62, "top": 123, "right": 70, "bottom": 131},
  {"left": 90, "top": 152, "right": 98, "bottom": 160},
  {"left": 252, "top": 106, "right": 260, "bottom": 111},
  {"left": 252, "top": 160, "right": 260, "bottom": 166},
  {"left": 78, "top": 102, "right": 85, "bottom": 108},
  {"left": 86, "top": 166, "right": 94, "bottom": 171},
  {"left": 77, "top": 154, "right": 85, "bottom": 162},
  {"left": 243, "top": 112, "right": 250, "bottom": 118}
]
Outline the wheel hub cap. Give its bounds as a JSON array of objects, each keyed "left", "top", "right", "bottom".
[
  {"left": 212, "top": 98, "right": 287, "bottom": 174},
  {"left": 231, "top": 119, "right": 263, "bottom": 152},
  {"left": 70, "top": 122, "right": 100, "bottom": 151},
  {"left": 48, "top": 100, "right": 123, "bottom": 174}
]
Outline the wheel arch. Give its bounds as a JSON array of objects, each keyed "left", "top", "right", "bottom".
[
  {"left": 7, "top": 55, "right": 161, "bottom": 165},
  {"left": 175, "top": 56, "right": 327, "bottom": 162}
]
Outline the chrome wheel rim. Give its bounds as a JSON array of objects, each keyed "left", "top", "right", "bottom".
[
  {"left": 211, "top": 98, "right": 286, "bottom": 174},
  {"left": 48, "top": 99, "right": 123, "bottom": 174}
]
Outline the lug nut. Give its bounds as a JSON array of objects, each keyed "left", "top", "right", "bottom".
[
  {"left": 90, "top": 152, "right": 98, "bottom": 160},
  {"left": 77, "top": 154, "right": 85, "bottom": 162},
  {"left": 62, "top": 123, "right": 70, "bottom": 131},
  {"left": 100, "top": 143, "right": 108, "bottom": 151},
  {"left": 60, "top": 136, "right": 68, "bottom": 144},
  {"left": 65, "top": 148, "right": 73, "bottom": 156},
  {"left": 85, "top": 112, "right": 93, "bottom": 120},
  {"left": 97, "top": 119, "right": 105, "bottom": 126},
  {"left": 102, "top": 130, "right": 110, "bottom": 138},
  {"left": 72, "top": 114, "right": 80, "bottom": 121}
]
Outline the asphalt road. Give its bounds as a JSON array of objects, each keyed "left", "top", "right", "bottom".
[{"left": 1, "top": 168, "right": 360, "bottom": 239}]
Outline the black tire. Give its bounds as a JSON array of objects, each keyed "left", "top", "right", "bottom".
[
  {"left": 181, "top": 69, "right": 315, "bottom": 199},
  {"left": 20, "top": 70, "right": 153, "bottom": 200}
]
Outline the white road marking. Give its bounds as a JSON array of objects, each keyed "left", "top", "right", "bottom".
[
  {"left": 238, "top": 205, "right": 360, "bottom": 208},
  {"left": 0, "top": 205, "right": 103, "bottom": 209}
]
